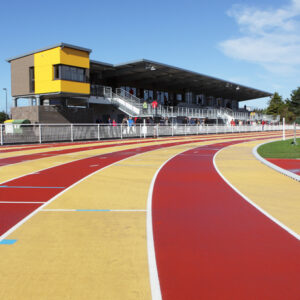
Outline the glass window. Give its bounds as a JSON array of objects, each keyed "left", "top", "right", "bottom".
[
  {"left": 29, "top": 67, "right": 35, "bottom": 93},
  {"left": 53, "top": 64, "right": 89, "bottom": 83}
]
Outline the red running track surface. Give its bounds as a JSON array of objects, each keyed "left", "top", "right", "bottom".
[
  {"left": 0, "top": 137, "right": 218, "bottom": 237},
  {"left": 152, "top": 141, "right": 300, "bottom": 300},
  {"left": 267, "top": 158, "right": 300, "bottom": 175},
  {"left": 0, "top": 137, "right": 182, "bottom": 167},
  {"left": 0, "top": 132, "right": 281, "bottom": 167}
]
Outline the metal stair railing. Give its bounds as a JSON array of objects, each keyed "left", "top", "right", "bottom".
[
  {"left": 102, "top": 87, "right": 141, "bottom": 116},
  {"left": 99, "top": 86, "right": 278, "bottom": 121},
  {"left": 115, "top": 88, "right": 142, "bottom": 107}
]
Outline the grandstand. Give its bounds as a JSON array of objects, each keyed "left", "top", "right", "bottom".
[{"left": 7, "top": 43, "right": 275, "bottom": 124}]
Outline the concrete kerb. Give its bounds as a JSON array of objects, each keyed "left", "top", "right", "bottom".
[{"left": 253, "top": 141, "right": 300, "bottom": 182}]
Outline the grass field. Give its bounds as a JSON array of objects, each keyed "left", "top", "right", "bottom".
[{"left": 258, "top": 138, "right": 300, "bottom": 159}]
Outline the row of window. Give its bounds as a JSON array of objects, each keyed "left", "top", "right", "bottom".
[
  {"left": 54, "top": 64, "right": 89, "bottom": 83},
  {"left": 29, "top": 65, "right": 89, "bottom": 93}
]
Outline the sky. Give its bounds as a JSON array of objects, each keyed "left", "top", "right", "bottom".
[{"left": 0, "top": 0, "right": 299, "bottom": 113}]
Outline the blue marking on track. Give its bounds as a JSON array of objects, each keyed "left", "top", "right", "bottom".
[
  {"left": 0, "top": 186, "right": 65, "bottom": 189},
  {"left": 76, "top": 209, "right": 111, "bottom": 212},
  {"left": 0, "top": 239, "right": 17, "bottom": 245}
]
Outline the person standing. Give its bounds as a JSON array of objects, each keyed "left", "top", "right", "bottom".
[
  {"left": 143, "top": 100, "right": 148, "bottom": 114},
  {"left": 151, "top": 99, "right": 158, "bottom": 115},
  {"left": 127, "top": 117, "right": 134, "bottom": 134}
]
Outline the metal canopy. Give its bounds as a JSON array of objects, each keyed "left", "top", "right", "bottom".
[{"left": 92, "top": 59, "right": 272, "bottom": 101}]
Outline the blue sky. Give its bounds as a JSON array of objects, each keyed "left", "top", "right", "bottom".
[{"left": 0, "top": 0, "right": 299, "bottom": 113}]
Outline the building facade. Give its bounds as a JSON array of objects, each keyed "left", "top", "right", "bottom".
[{"left": 7, "top": 43, "right": 272, "bottom": 124}]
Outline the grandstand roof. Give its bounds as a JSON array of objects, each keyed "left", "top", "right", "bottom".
[{"left": 92, "top": 59, "right": 272, "bottom": 101}]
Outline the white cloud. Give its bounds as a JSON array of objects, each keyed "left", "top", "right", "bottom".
[{"left": 220, "top": 0, "right": 300, "bottom": 75}]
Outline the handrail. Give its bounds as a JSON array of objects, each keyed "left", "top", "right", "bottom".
[
  {"left": 115, "top": 88, "right": 142, "bottom": 105},
  {"left": 95, "top": 85, "right": 278, "bottom": 121}
]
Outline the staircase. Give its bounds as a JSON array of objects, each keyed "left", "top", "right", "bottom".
[
  {"left": 98, "top": 86, "right": 278, "bottom": 122},
  {"left": 103, "top": 87, "right": 142, "bottom": 117}
]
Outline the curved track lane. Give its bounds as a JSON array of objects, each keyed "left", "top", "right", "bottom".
[
  {"left": 152, "top": 140, "right": 300, "bottom": 300},
  {"left": 1, "top": 136, "right": 237, "bottom": 238},
  {"left": 0, "top": 133, "right": 299, "bottom": 299},
  {"left": 0, "top": 132, "right": 284, "bottom": 167}
]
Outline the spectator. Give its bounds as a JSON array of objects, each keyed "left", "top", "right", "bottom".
[
  {"left": 151, "top": 99, "right": 158, "bottom": 115},
  {"left": 127, "top": 117, "right": 134, "bottom": 134},
  {"left": 143, "top": 100, "right": 148, "bottom": 113}
]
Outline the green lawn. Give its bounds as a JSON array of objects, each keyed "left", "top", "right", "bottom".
[{"left": 257, "top": 138, "right": 300, "bottom": 159}]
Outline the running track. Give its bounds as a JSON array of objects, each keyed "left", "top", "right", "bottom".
[{"left": 0, "top": 131, "right": 299, "bottom": 300}]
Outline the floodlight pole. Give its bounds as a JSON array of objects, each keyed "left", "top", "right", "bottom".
[
  {"left": 3, "top": 88, "right": 7, "bottom": 117},
  {"left": 282, "top": 118, "right": 285, "bottom": 141}
]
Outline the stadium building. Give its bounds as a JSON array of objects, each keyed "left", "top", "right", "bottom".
[{"left": 6, "top": 43, "right": 272, "bottom": 124}]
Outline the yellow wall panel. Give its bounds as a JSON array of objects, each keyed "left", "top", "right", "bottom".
[
  {"left": 61, "top": 80, "right": 90, "bottom": 94},
  {"left": 34, "top": 47, "right": 61, "bottom": 94},
  {"left": 34, "top": 46, "right": 90, "bottom": 95},
  {"left": 60, "top": 47, "right": 90, "bottom": 69}
]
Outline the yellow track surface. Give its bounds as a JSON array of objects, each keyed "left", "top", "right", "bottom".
[
  {"left": 215, "top": 139, "right": 300, "bottom": 235},
  {"left": 0, "top": 132, "right": 294, "bottom": 299}
]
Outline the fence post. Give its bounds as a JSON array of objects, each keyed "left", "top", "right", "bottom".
[
  {"left": 144, "top": 125, "right": 147, "bottom": 139},
  {"left": 140, "top": 124, "right": 142, "bottom": 138},
  {"left": 97, "top": 124, "right": 100, "bottom": 141},
  {"left": 171, "top": 123, "right": 174, "bottom": 136},
  {"left": 282, "top": 118, "right": 285, "bottom": 141},
  {"left": 121, "top": 124, "right": 123, "bottom": 139},
  {"left": 0, "top": 124, "right": 3, "bottom": 145},
  {"left": 71, "top": 124, "right": 74, "bottom": 142},
  {"left": 39, "top": 124, "right": 42, "bottom": 144},
  {"left": 293, "top": 122, "right": 298, "bottom": 145}
]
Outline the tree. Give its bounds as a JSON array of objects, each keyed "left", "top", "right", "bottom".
[
  {"left": 281, "top": 100, "right": 295, "bottom": 123},
  {"left": 0, "top": 111, "right": 8, "bottom": 123},
  {"left": 289, "top": 87, "right": 300, "bottom": 116},
  {"left": 266, "top": 92, "right": 285, "bottom": 115}
]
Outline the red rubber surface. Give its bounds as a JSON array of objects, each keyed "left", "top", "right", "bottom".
[
  {"left": 0, "top": 137, "right": 214, "bottom": 237},
  {"left": 0, "top": 132, "right": 278, "bottom": 167},
  {"left": 0, "top": 140, "right": 100, "bottom": 153},
  {"left": 0, "top": 203, "right": 42, "bottom": 235},
  {"left": 0, "top": 138, "right": 179, "bottom": 167},
  {"left": 152, "top": 141, "right": 300, "bottom": 300},
  {"left": 267, "top": 158, "right": 300, "bottom": 175}
]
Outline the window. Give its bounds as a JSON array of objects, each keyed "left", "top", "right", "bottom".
[
  {"left": 53, "top": 64, "right": 89, "bottom": 83},
  {"left": 29, "top": 67, "right": 35, "bottom": 93}
]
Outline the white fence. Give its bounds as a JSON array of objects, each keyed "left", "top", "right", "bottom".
[{"left": 0, "top": 123, "right": 297, "bottom": 145}]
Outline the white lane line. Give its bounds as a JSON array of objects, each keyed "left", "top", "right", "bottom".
[
  {"left": 41, "top": 209, "right": 147, "bottom": 212},
  {"left": 0, "top": 141, "right": 200, "bottom": 243},
  {"left": 42, "top": 209, "right": 76, "bottom": 212},
  {"left": 0, "top": 201, "right": 46, "bottom": 204},
  {"left": 146, "top": 144, "right": 206, "bottom": 300},
  {"left": 111, "top": 209, "right": 147, "bottom": 212},
  {"left": 213, "top": 145, "right": 300, "bottom": 241}
]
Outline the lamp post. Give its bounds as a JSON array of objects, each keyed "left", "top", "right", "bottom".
[{"left": 3, "top": 88, "right": 7, "bottom": 118}]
